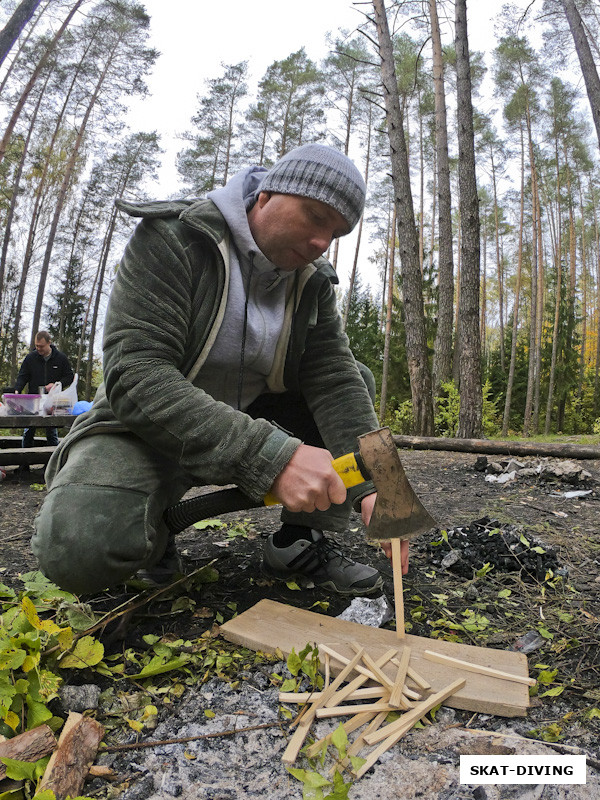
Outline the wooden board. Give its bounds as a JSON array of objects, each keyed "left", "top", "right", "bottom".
[
  {"left": 0, "top": 415, "right": 75, "bottom": 429},
  {"left": 0, "top": 446, "right": 55, "bottom": 466},
  {"left": 220, "top": 600, "right": 530, "bottom": 717}
]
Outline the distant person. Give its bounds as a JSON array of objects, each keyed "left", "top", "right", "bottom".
[{"left": 14, "top": 331, "right": 74, "bottom": 450}]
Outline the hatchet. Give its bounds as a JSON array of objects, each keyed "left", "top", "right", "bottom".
[
  {"left": 164, "top": 427, "right": 433, "bottom": 539},
  {"left": 164, "top": 427, "right": 435, "bottom": 634},
  {"left": 356, "top": 426, "right": 436, "bottom": 638}
]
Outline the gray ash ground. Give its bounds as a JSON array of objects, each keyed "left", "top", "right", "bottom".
[{"left": 2, "top": 449, "right": 600, "bottom": 799}]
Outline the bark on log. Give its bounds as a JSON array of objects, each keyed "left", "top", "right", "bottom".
[
  {"left": 392, "top": 435, "right": 600, "bottom": 461},
  {"left": 0, "top": 725, "right": 57, "bottom": 780},
  {"left": 37, "top": 712, "right": 104, "bottom": 800}
]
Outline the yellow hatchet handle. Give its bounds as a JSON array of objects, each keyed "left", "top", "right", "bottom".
[{"left": 263, "top": 450, "right": 368, "bottom": 506}]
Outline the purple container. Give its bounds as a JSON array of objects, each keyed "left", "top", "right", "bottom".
[{"left": 2, "top": 393, "right": 42, "bottom": 415}]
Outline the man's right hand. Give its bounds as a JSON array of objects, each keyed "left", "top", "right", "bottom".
[{"left": 269, "top": 444, "right": 347, "bottom": 513}]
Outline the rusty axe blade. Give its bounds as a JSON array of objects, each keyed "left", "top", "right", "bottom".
[{"left": 358, "top": 427, "right": 436, "bottom": 542}]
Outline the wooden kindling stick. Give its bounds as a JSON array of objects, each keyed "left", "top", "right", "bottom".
[
  {"left": 391, "top": 538, "right": 405, "bottom": 638},
  {"left": 389, "top": 645, "right": 411, "bottom": 709},
  {"left": 279, "top": 686, "right": 387, "bottom": 704},
  {"left": 423, "top": 650, "right": 537, "bottom": 687},
  {"left": 316, "top": 701, "right": 395, "bottom": 719}
]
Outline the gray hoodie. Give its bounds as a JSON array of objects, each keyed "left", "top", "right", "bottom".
[{"left": 197, "top": 167, "right": 293, "bottom": 410}]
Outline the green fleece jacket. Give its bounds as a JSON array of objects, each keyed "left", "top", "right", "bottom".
[{"left": 48, "top": 198, "right": 378, "bottom": 503}]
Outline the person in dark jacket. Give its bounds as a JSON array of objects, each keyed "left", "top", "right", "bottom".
[{"left": 14, "top": 331, "right": 74, "bottom": 448}]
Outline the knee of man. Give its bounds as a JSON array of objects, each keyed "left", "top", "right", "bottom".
[{"left": 32, "top": 484, "right": 163, "bottom": 595}]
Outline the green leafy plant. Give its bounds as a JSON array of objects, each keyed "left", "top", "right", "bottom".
[
  {"left": 288, "top": 722, "right": 365, "bottom": 799},
  {"left": 434, "top": 380, "right": 500, "bottom": 437}
]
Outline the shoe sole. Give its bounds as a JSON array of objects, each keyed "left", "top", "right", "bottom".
[{"left": 262, "top": 565, "right": 383, "bottom": 597}]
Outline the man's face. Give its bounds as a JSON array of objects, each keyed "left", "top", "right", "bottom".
[
  {"left": 35, "top": 338, "right": 51, "bottom": 357},
  {"left": 247, "top": 192, "right": 350, "bottom": 271}
]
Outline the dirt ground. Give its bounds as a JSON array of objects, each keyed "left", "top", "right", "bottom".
[{"left": 1, "top": 448, "right": 600, "bottom": 786}]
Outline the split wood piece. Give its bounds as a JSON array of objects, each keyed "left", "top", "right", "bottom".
[
  {"left": 37, "top": 712, "right": 105, "bottom": 800},
  {"left": 280, "top": 686, "right": 387, "bottom": 704},
  {"left": 389, "top": 646, "right": 411, "bottom": 708},
  {"left": 324, "top": 653, "right": 330, "bottom": 687},
  {"left": 324, "top": 647, "right": 396, "bottom": 708},
  {"left": 406, "top": 665, "right": 431, "bottom": 690},
  {"left": 316, "top": 701, "right": 396, "bottom": 719},
  {"left": 350, "top": 641, "right": 395, "bottom": 692},
  {"left": 0, "top": 725, "right": 57, "bottom": 781},
  {"left": 305, "top": 711, "right": 377, "bottom": 759},
  {"left": 391, "top": 538, "right": 405, "bottom": 638},
  {"left": 356, "top": 678, "right": 466, "bottom": 779},
  {"left": 281, "top": 647, "right": 365, "bottom": 766},
  {"left": 363, "top": 677, "right": 467, "bottom": 747},
  {"left": 346, "top": 709, "right": 389, "bottom": 760},
  {"left": 423, "top": 650, "right": 537, "bottom": 687}
]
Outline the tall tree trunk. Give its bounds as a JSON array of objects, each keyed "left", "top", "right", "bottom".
[
  {"left": 0, "top": 0, "right": 52, "bottom": 97},
  {"left": 577, "top": 178, "right": 587, "bottom": 405},
  {"left": 418, "top": 87, "right": 424, "bottom": 273},
  {"left": 545, "top": 139, "right": 565, "bottom": 434},
  {"left": 592, "top": 179, "right": 600, "bottom": 415},
  {"left": 480, "top": 206, "right": 487, "bottom": 359},
  {"left": 502, "top": 127, "right": 526, "bottom": 436},
  {"left": 371, "top": 0, "right": 434, "bottom": 435},
  {"left": 0, "top": 0, "right": 43, "bottom": 66},
  {"left": 455, "top": 0, "right": 482, "bottom": 439},
  {"left": 29, "top": 39, "right": 121, "bottom": 344},
  {"left": 86, "top": 210, "right": 119, "bottom": 400},
  {"left": 343, "top": 116, "right": 371, "bottom": 328},
  {"left": 0, "top": 75, "right": 47, "bottom": 304},
  {"left": 430, "top": 0, "right": 454, "bottom": 394},
  {"left": 380, "top": 205, "right": 397, "bottom": 424},
  {"left": 0, "top": 0, "right": 86, "bottom": 164},
  {"left": 560, "top": 0, "right": 600, "bottom": 153},
  {"left": 532, "top": 184, "right": 545, "bottom": 433},
  {"left": 523, "top": 103, "right": 538, "bottom": 435},
  {"left": 490, "top": 149, "right": 505, "bottom": 372}
]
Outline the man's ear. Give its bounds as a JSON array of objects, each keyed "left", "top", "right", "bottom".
[{"left": 256, "top": 190, "right": 272, "bottom": 208}]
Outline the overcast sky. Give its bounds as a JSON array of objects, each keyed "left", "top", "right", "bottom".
[
  {"left": 122, "top": 0, "right": 553, "bottom": 290},
  {"left": 126, "top": 0, "right": 505, "bottom": 194}
]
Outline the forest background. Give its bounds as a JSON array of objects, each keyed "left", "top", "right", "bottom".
[{"left": 1, "top": 0, "right": 600, "bottom": 441}]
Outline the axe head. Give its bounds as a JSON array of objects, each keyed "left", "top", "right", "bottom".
[{"left": 358, "top": 427, "right": 436, "bottom": 542}]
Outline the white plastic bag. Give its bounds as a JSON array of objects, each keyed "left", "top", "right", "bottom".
[{"left": 42, "top": 374, "right": 78, "bottom": 415}]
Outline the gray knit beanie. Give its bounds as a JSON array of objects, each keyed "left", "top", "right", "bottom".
[{"left": 257, "top": 144, "right": 366, "bottom": 231}]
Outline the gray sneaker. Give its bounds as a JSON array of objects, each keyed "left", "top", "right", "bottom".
[{"left": 262, "top": 529, "right": 383, "bottom": 596}]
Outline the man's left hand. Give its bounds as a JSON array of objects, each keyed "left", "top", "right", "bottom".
[{"left": 361, "top": 492, "right": 409, "bottom": 574}]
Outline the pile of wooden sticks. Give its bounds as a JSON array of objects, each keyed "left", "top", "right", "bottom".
[
  {"left": 279, "top": 641, "right": 464, "bottom": 779},
  {"left": 279, "top": 639, "right": 536, "bottom": 779}
]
